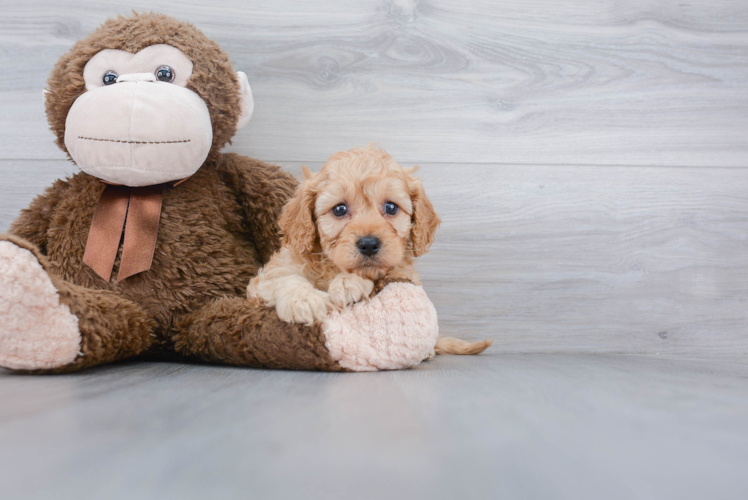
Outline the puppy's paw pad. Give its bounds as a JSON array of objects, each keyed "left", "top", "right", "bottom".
[
  {"left": 0, "top": 242, "right": 81, "bottom": 370},
  {"left": 328, "top": 274, "right": 374, "bottom": 308}
]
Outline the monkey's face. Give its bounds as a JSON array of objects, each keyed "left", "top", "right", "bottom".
[{"left": 63, "top": 44, "right": 253, "bottom": 187}]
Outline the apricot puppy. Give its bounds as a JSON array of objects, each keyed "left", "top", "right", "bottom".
[{"left": 248, "top": 144, "right": 491, "bottom": 355}]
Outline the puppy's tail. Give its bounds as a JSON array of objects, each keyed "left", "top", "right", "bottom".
[{"left": 434, "top": 336, "right": 492, "bottom": 355}]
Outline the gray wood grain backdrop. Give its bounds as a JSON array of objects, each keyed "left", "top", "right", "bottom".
[{"left": 1, "top": 0, "right": 747, "bottom": 355}]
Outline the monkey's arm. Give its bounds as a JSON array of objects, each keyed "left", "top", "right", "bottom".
[
  {"left": 7, "top": 178, "right": 70, "bottom": 255},
  {"left": 216, "top": 153, "right": 298, "bottom": 264}
]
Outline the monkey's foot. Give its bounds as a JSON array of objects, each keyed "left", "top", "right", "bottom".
[
  {"left": 322, "top": 282, "right": 439, "bottom": 371},
  {"left": 0, "top": 242, "right": 81, "bottom": 370}
]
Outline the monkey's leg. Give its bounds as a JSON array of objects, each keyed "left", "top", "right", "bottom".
[
  {"left": 0, "top": 237, "right": 155, "bottom": 373},
  {"left": 173, "top": 296, "right": 345, "bottom": 371},
  {"left": 173, "top": 281, "right": 439, "bottom": 372}
]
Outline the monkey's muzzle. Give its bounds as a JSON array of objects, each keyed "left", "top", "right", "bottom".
[{"left": 64, "top": 80, "right": 213, "bottom": 187}]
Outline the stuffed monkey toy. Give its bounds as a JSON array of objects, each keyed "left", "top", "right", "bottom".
[{"left": 0, "top": 13, "right": 439, "bottom": 373}]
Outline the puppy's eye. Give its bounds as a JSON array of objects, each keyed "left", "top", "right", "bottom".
[
  {"left": 102, "top": 71, "right": 118, "bottom": 85},
  {"left": 384, "top": 202, "right": 399, "bottom": 215},
  {"left": 332, "top": 203, "right": 348, "bottom": 217},
  {"left": 155, "top": 65, "right": 175, "bottom": 83}
]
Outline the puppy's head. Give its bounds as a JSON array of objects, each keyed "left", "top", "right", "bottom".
[{"left": 279, "top": 144, "right": 440, "bottom": 280}]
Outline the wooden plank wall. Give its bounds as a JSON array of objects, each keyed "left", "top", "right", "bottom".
[{"left": 1, "top": 0, "right": 747, "bottom": 354}]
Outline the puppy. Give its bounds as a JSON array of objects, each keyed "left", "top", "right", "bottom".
[{"left": 248, "top": 144, "right": 491, "bottom": 356}]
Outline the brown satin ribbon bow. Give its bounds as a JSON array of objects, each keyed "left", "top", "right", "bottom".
[{"left": 83, "top": 184, "right": 165, "bottom": 283}]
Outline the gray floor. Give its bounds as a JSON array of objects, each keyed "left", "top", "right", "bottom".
[{"left": 1, "top": 354, "right": 747, "bottom": 500}]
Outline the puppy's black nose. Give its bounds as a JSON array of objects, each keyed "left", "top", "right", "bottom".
[{"left": 357, "top": 236, "right": 381, "bottom": 256}]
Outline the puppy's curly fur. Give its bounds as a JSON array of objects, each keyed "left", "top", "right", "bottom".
[{"left": 248, "top": 144, "right": 491, "bottom": 356}]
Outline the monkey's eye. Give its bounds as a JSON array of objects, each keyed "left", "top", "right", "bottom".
[
  {"left": 384, "top": 202, "right": 399, "bottom": 215},
  {"left": 102, "top": 71, "right": 118, "bottom": 85},
  {"left": 332, "top": 203, "right": 348, "bottom": 217},
  {"left": 155, "top": 65, "right": 175, "bottom": 83}
]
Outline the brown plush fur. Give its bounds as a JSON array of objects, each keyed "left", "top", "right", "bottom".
[
  {"left": 175, "top": 296, "right": 343, "bottom": 371},
  {"left": 2, "top": 13, "right": 346, "bottom": 373}
]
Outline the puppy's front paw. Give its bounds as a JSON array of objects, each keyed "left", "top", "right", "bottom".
[
  {"left": 328, "top": 273, "right": 375, "bottom": 309},
  {"left": 275, "top": 286, "right": 332, "bottom": 326}
]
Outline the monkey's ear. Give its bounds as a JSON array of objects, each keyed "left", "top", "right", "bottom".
[{"left": 235, "top": 71, "right": 254, "bottom": 130}]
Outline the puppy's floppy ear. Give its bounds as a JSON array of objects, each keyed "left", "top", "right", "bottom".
[
  {"left": 301, "top": 165, "right": 315, "bottom": 180},
  {"left": 279, "top": 178, "right": 317, "bottom": 254},
  {"left": 407, "top": 168, "right": 441, "bottom": 257}
]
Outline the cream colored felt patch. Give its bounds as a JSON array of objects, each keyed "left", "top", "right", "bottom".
[
  {"left": 0, "top": 242, "right": 81, "bottom": 370},
  {"left": 322, "top": 283, "right": 439, "bottom": 371},
  {"left": 235, "top": 71, "right": 254, "bottom": 130},
  {"left": 64, "top": 79, "right": 213, "bottom": 186}
]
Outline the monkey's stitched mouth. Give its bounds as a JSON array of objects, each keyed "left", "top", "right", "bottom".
[{"left": 78, "top": 136, "right": 191, "bottom": 145}]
